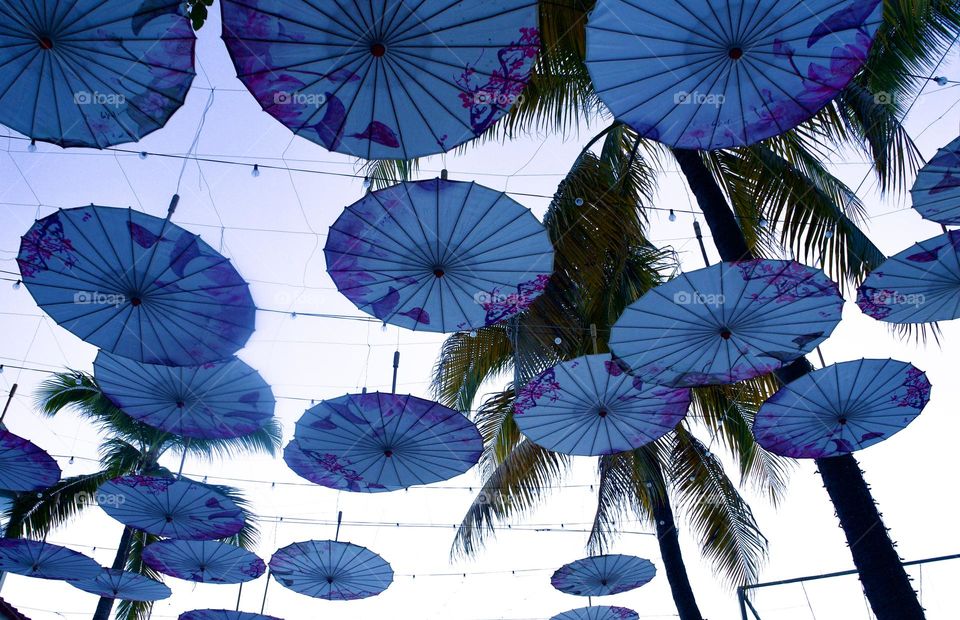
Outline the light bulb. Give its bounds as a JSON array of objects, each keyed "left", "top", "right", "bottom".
[
  {"left": 0, "top": 365, "right": 4, "bottom": 374},
  {"left": 668, "top": 209, "right": 677, "bottom": 222},
  {"left": 12, "top": 280, "right": 21, "bottom": 290},
  {"left": 469, "top": 330, "right": 477, "bottom": 338},
  {"left": 935, "top": 76, "right": 949, "bottom": 87},
  {"left": 758, "top": 217, "right": 768, "bottom": 229},
  {"left": 362, "top": 177, "right": 372, "bottom": 190},
  {"left": 554, "top": 337, "right": 562, "bottom": 345},
  {"left": 139, "top": 151, "right": 148, "bottom": 160},
  {"left": 251, "top": 164, "right": 261, "bottom": 178},
  {"left": 74, "top": 375, "right": 82, "bottom": 385},
  {"left": 825, "top": 226, "right": 835, "bottom": 239},
  {"left": 290, "top": 312, "right": 297, "bottom": 319},
  {"left": 28, "top": 139, "right": 37, "bottom": 153},
  {"left": 68, "top": 456, "right": 75, "bottom": 464},
  {"left": 574, "top": 198, "right": 584, "bottom": 207}
]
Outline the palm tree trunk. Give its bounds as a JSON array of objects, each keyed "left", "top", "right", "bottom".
[
  {"left": 817, "top": 454, "right": 924, "bottom": 619},
  {"left": 652, "top": 497, "right": 704, "bottom": 620},
  {"left": 672, "top": 148, "right": 924, "bottom": 618},
  {"left": 92, "top": 525, "right": 134, "bottom": 620}
]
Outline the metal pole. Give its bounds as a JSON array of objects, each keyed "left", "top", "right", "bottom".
[
  {"left": 0, "top": 383, "right": 17, "bottom": 425},
  {"left": 693, "top": 221, "right": 711, "bottom": 267},
  {"left": 176, "top": 438, "right": 191, "bottom": 478},
  {"left": 235, "top": 582, "right": 243, "bottom": 611},
  {"left": 260, "top": 570, "right": 271, "bottom": 614},
  {"left": 391, "top": 351, "right": 400, "bottom": 394},
  {"left": 589, "top": 324, "right": 598, "bottom": 355}
]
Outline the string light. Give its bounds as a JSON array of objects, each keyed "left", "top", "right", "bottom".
[
  {"left": 758, "top": 218, "right": 768, "bottom": 229},
  {"left": 28, "top": 139, "right": 37, "bottom": 153},
  {"left": 251, "top": 164, "right": 261, "bottom": 177},
  {"left": 138, "top": 151, "right": 148, "bottom": 160},
  {"left": 12, "top": 280, "right": 21, "bottom": 290},
  {"left": 362, "top": 176, "right": 372, "bottom": 190},
  {"left": 68, "top": 456, "right": 74, "bottom": 464},
  {"left": 934, "top": 76, "right": 949, "bottom": 86},
  {"left": 469, "top": 330, "right": 477, "bottom": 338},
  {"left": 668, "top": 209, "right": 677, "bottom": 222},
  {"left": 574, "top": 197, "right": 584, "bottom": 207},
  {"left": 554, "top": 337, "right": 562, "bottom": 345},
  {"left": 824, "top": 225, "right": 835, "bottom": 239}
]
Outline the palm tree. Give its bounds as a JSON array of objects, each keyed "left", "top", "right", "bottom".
[
  {"left": 432, "top": 128, "right": 790, "bottom": 619},
  {"left": 476, "top": 3, "right": 960, "bottom": 618},
  {"left": 2, "top": 372, "right": 282, "bottom": 620}
]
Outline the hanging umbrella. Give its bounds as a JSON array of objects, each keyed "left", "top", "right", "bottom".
[
  {"left": 911, "top": 135, "right": 960, "bottom": 225},
  {"left": 610, "top": 260, "right": 844, "bottom": 387},
  {"left": 181, "top": 613, "right": 282, "bottom": 620},
  {"left": 143, "top": 539, "right": 266, "bottom": 584},
  {"left": 551, "top": 607, "right": 640, "bottom": 620},
  {"left": 585, "top": 0, "right": 883, "bottom": 149},
  {"left": 753, "top": 359, "right": 931, "bottom": 459},
  {"left": 514, "top": 354, "right": 691, "bottom": 456},
  {"left": 551, "top": 554, "right": 656, "bottom": 597},
  {"left": 0, "top": 430, "right": 61, "bottom": 491},
  {"left": 325, "top": 179, "right": 554, "bottom": 333},
  {"left": 0, "top": 0, "right": 195, "bottom": 148},
  {"left": 17, "top": 205, "right": 256, "bottom": 366},
  {"left": 856, "top": 230, "right": 960, "bottom": 324},
  {"left": 96, "top": 475, "right": 245, "bottom": 540},
  {"left": 220, "top": 1, "right": 539, "bottom": 160},
  {"left": 67, "top": 567, "right": 171, "bottom": 601},
  {"left": 269, "top": 540, "right": 393, "bottom": 601},
  {"left": 287, "top": 392, "right": 482, "bottom": 493},
  {"left": 94, "top": 351, "right": 275, "bottom": 439},
  {"left": 0, "top": 539, "right": 101, "bottom": 581}
]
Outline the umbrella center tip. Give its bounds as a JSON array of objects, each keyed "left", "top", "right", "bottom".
[
  {"left": 371, "top": 43, "right": 387, "bottom": 57},
  {"left": 728, "top": 47, "right": 744, "bottom": 60},
  {"left": 165, "top": 514, "right": 174, "bottom": 523},
  {"left": 838, "top": 417, "right": 848, "bottom": 425},
  {"left": 433, "top": 268, "right": 445, "bottom": 278},
  {"left": 720, "top": 328, "right": 733, "bottom": 340},
  {"left": 601, "top": 579, "right": 608, "bottom": 586},
  {"left": 598, "top": 409, "right": 608, "bottom": 418},
  {"left": 384, "top": 449, "right": 394, "bottom": 457},
  {"left": 39, "top": 37, "right": 54, "bottom": 50},
  {"left": 130, "top": 297, "right": 142, "bottom": 307},
  {"left": 326, "top": 575, "right": 335, "bottom": 583},
  {"left": 176, "top": 401, "right": 186, "bottom": 409}
]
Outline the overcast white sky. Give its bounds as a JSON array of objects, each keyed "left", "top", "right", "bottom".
[{"left": 0, "top": 8, "right": 958, "bottom": 620}]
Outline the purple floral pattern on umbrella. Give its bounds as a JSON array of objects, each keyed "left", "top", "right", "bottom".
[
  {"left": 0, "top": 1, "right": 196, "bottom": 149},
  {"left": 753, "top": 359, "right": 931, "bottom": 459},
  {"left": 97, "top": 475, "right": 245, "bottom": 541},
  {"left": 269, "top": 540, "right": 392, "bottom": 601},
  {"left": 514, "top": 355, "right": 691, "bottom": 456},
  {"left": 551, "top": 554, "right": 657, "bottom": 597},
  {"left": 143, "top": 539, "right": 265, "bottom": 584},
  {"left": 856, "top": 231, "right": 960, "bottom": 324},
  {"left": 611, "top": 260, "right": 844, "bottom": 387},
  {"left": 0, "top": 430, "right": 61, "bottom": 492},
  {"left": 18, "top": 206, "right": 256, "bottom": 366},
  {"left": 325, "top": 179, "right": 554, "bottom": 333},
  {"left": 552, "top": 607, "right": 640, "bottom": 620},
  {"left": 0, "top": 539, "right": 101, "bottom": 581},
  {"left": 288, "top": 392, "right": 482, "bottom": 493},
  {"left": 911, "top": 135, "right": 960, "bottom": 225},
  {"left": 221, "top": 1, "right": 539, "bottom": 159},
  {"left": 586, "top": 0, "right": 882, "bottom": 149}
]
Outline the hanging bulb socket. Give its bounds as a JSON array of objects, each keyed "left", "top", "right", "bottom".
[
  {"left": 28, "top": 139, "right": 37, "bottom": 153},
  {"left": 12, "top": 280, "right": 21, "bottom": 290},
  {"left": 251, "top": 164, "right": 261, "bottom": 178},
  {"left": 668, "top": 209, "right": 677, "bottom": 222}
]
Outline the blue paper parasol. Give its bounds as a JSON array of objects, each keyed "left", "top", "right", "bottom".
[
  {"left": 143, "top": 539, "right": 265, "bottom": 584},
  {"left": 67, "top": 568, "right": 171, "bottom": 601},
  {"left": 551, "top": 554, "right": 656, "bottom": 597},
  {"left": 0, "top": 430, "right": 61, "bottom": 492},
  {"left": 269, "top": 540, "right": 392, "bottom": 601},
  {"left": 911, "top": 135, "right": 960, "bottom": 225}
]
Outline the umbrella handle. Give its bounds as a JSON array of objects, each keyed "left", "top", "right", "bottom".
[
  {"left": 235, "top": 581, "right": 243, "bottom": 611},
  {"left": 693, "top": 221, "right": 711, "bottom": 267},
  {"left": 391, "top": 351, "right": 400, "bottom": 394},
  {"left": 166, "top": 194, "right": 180, "bottom": 221},
  {"left": 335, "top": 510, "right": 343, "bottom": 542},
  {"left": 0, "top": 383, "right": 17, "bottom": 425}
]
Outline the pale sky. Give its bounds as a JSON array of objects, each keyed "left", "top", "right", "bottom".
[{"left": 0, "top": 8, "right": 958, "bottom": 620}]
